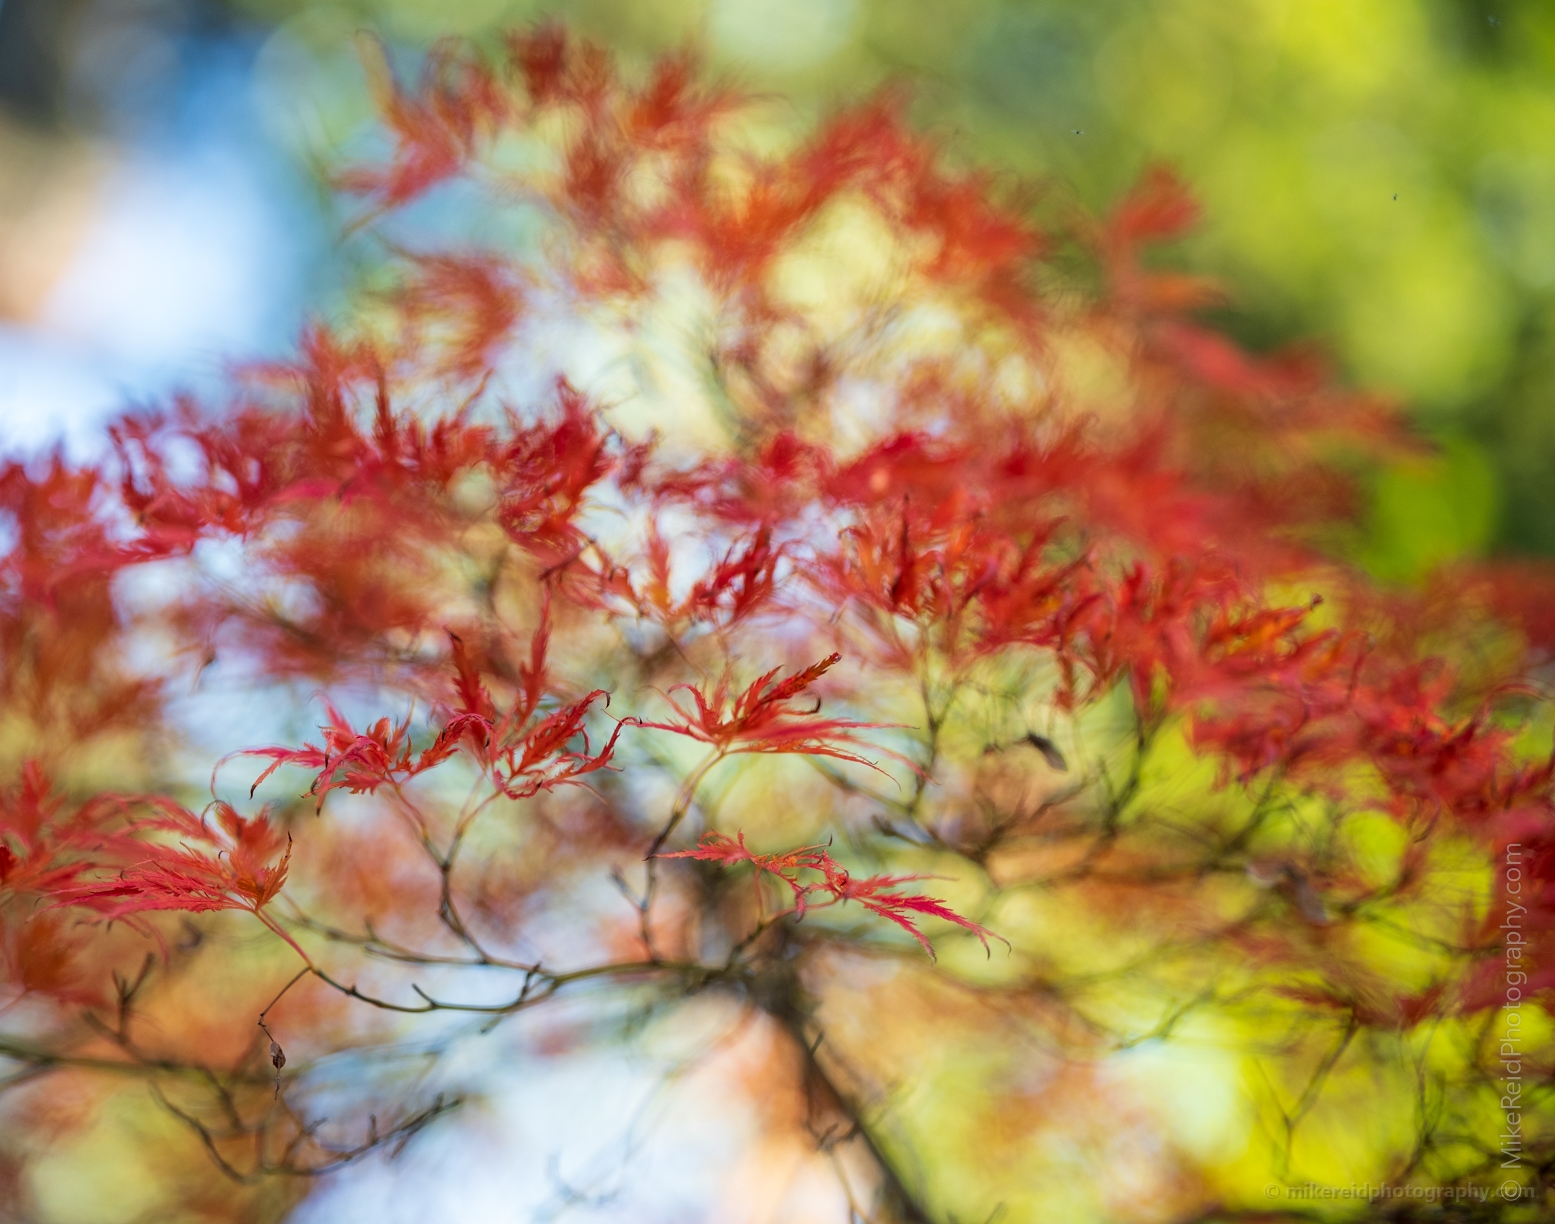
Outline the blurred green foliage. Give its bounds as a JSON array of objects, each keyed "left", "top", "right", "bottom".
[{"left": 232, "top": 0, "right": 1555, "bottom": 566}]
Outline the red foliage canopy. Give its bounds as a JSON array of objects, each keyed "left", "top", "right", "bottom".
[{"left": 1, "top": 23, "right": 1551, "bottom": 1218}]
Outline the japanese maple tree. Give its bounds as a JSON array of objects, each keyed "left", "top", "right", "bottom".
[{"left": 2, "top": 25, "right": 1552, "bottom": 1224}]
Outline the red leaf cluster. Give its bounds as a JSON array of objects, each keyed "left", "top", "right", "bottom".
[{"left": 245, "top": 617, "right": 628, "bottom": 807}]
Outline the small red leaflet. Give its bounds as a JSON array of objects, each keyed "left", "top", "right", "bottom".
[
  {"left": 660, "top": 830, "right": 1004, "bottom": 959},
  {"left": 638, "top": 654, "right": 910, "bottom": 774}
]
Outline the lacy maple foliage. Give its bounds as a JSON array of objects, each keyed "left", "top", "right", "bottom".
[
  {"left": 2, "top": 24, "right": 1552, "bottom": 1223},
  {"left": 661, "top": 830, "right": 1003, "bottom": 958}
]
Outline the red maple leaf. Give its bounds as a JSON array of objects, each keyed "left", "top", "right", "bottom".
[
  {"left": 661, "top": 830, "right": 1004, "bottom": 959},
  {"left": 639, "top": 653, "right": 906, "bottom": 773},
  {"left": 48, "top": 801, "right": 300, "bottom": 958},
  {"left": 244, "top": 705, "right": 417, "bottom": 808}
]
